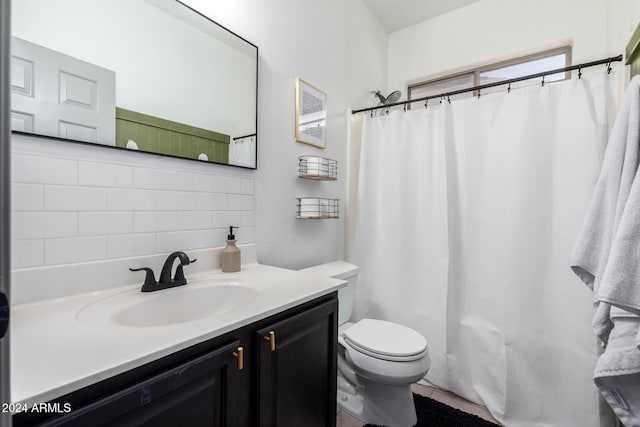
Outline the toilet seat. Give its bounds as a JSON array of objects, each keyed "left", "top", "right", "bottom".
[{"left": 343, "top": 319, "right": 428, "bottom": 362}]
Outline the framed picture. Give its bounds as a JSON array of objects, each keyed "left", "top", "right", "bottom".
[{"left": 295, "top": 78, "right": 327, "bottom": 148}]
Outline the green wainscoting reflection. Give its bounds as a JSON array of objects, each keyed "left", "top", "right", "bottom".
[{"left": 115, "top": 108, "right": 230, "bottom": 163}]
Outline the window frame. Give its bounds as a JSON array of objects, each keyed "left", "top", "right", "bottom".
[{"left": 407, "top": 46, "right": 572, "bottom": 103}]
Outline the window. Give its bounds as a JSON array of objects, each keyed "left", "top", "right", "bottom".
[{"left": 408, "top": 46, "right": 571, "bottom": 104}]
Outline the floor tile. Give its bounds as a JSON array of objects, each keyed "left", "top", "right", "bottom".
[
  {"left": 336, "top": 409, "right": 364, "bottom": 427},
  {"left": 336, "top": 383, "right": 501, "bottom": 426},
  {"left": 411, "top": 383, "right": 435, "bottom": 397}
]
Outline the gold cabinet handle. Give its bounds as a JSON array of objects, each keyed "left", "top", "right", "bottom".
[
  {"left": 263, "top": 330, "right": 276, "bottom": 352},
  {"left": 232, "top": 346, "right": 244, "bottom": 370}
]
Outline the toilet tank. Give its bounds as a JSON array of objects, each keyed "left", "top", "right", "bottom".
[{"left": 299, "top": 261, "right": 359, "bottom": 326}]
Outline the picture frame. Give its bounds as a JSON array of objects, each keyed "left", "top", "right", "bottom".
[{"left": 295, "top": 78, "right": 327, "bottom": 148}]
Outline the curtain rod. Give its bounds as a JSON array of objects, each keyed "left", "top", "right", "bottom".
[
  {"left": 232, "top": 133, "right": 256, "bottom": 141},
  {"left": 351, "top": 54, "right": 623, "bottom": 115}
]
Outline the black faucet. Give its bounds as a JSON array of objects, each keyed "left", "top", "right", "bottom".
[{"left": 130, "top": 251, "right": 197, "bottom": 292}]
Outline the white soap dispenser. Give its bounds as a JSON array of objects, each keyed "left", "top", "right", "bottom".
[{"left": 221, "top": 226, "right": 241, "bottom": 272}]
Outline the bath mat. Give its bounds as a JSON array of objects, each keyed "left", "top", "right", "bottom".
[{"left": 364, "top": 393, "right": 500, "bottom": 427}]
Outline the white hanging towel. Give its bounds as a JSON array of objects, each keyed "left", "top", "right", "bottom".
[{"left": 571, "top": 75, "right": 640, "bottom": 426}]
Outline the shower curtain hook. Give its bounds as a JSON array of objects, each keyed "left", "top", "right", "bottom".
[
  {"left": 447, "top": 95, "right": 451, "bottom": 104},
  {"left": 370, "top": 109, "right": 373, "bottom": 118},
  {"left": 578, "top": 68, "right": 582, "bottom": 79},
  {"left": 507, "top": 82, "right": 511, "bottom": 93},
  {"left": 607, "top": 62, "right": 612, "bottom": 74},
  {"left": 424, "top": 99, "right": 428, "bottom": 109},
  {"left": 541, "top": 74, "right": 545, "bottom": 87},
  {"left": 403, "top": 103, "right": 407, "bottom": 112},
  {"left": 477, "top": 89, "right": 481, "bottom": 100}
]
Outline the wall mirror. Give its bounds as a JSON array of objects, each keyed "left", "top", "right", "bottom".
[{"left": 10, "top": 0, "right": 258, "bottom": 169}]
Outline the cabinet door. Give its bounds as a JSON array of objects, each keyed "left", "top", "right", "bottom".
[
  {"left": 256, "top": 298, "right": 338, "bottom": 427},
  {"left": 39, "top": 341, "right": 244, "bottom": 427}
]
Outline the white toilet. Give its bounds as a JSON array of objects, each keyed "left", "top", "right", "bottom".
[{"left": 300, "top": 261, "right": 430, "bottom": 427}]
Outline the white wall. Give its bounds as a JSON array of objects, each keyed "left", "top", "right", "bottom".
[
  {"left": 180, "top": 0, "right": 388, "bottom": 269},
  {"left": 607, "top": 0, "right": 640, "bottom": 58},
  {"left": 388, "top": 0, "right": 610, "bottom": 94},
  {"left": 11, "top": 0, "right": 387, "bottom": 272}
]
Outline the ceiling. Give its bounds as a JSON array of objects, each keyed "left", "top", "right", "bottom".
[{"left": 362, "top": 0, "right": 481, "bottom": 33}]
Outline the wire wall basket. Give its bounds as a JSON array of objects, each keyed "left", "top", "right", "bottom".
[
  {"left": 296, "top": 198, "right": 339, "bottom": 219},
  {"left": 298, "top": 156, "right": 337, "bottom": 180}
]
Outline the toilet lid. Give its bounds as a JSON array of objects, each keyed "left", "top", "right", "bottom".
[{"left": 343, "top": 319, "right": 428, "bottom": 361}]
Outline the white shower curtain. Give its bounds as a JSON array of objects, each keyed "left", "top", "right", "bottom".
[
  {"left": 229, "top": 136, "right": 256, "bottom": 167},
  {"left": 350, "top": 73, "right": 618, "bottom": 427}
]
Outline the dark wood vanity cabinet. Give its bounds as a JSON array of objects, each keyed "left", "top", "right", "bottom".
[
  {"left": 29, "top": 341, "right": 244, "bottom": 427},
  {"left": 14, "top": 293, "right": 338, "bottom": 427},
  {"left": 256, "top": 299, "right": 338, "bottom": 427}
]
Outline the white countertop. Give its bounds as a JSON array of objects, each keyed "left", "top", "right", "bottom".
[{"left": 10, "top": 263, "right": 345, "bottom": 405}]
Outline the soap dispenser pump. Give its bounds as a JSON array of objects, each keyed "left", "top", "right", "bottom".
[{"left": 221, "top": 226, "right": 241, "bottom": 272}]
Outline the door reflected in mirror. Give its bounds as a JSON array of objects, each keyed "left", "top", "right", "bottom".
[{"left": 10, "top": 0, "right": 258, "bottom": 169}]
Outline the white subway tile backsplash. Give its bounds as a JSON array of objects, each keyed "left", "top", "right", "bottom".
[
  {"left": 79, "top": 212, "right": 134, "bottom": 236},
  {"left": 12, "top": 183, "right": 44, "bottom": 211},
  {"left": 134, "top": 212, "right": 177, "bottom": 233},
  {"left": 134, "top": 167, "right": 177, "bottom": 190},
  {"left": 157, "top": 230, "right": 196, "bottom": 252},
  {"left": 108, "top": 188, "right": 157, "bottom": 211},
  {"left": 224, "top": 212, "right": 243, "bottom": 227},
  {"left": 108, "top": 233, "right": 157, "bottom": 258},
  {"left": 211, "top": 212, "right": 230, "bottom": 228},
  {"left": 13, "top": 212, "right": 77, "bottom": 239},
  {"left": 196, "top": 192, "right": 227, "bottom": 210},
  {"left": 228, "top": 194, "right": 254, "bottom": 211},
  {"left": 240, "top": 179, "right": 254, "bottom": 195},
  {"left": 11, "top": 138, "right": 256, "bottom": 270},
  {"left": 225, "top": 177, "right": 244, "bottom": 194},
  {"left": 45, "top": 236, "right": 107, "bottom": 265},
  {"left": 79, "top": 162, "right": 133, "bottom": 187},
  {"left": 195, "top": 228, "right": 227, "bottom": 249},
  {"left": 176, "top": 171, "right": 213, "bottom": 193},
  {"left": 158, "top": 191, "right": 196, "bottom": 211},
  {"left": 177, "top": 211, "right": 213, "bottom": 230},
  {"left": 12, "top": 239, "right": 44, "bottom": 269},
  {"left": 237, "top": 227, "right": 255, "bottom": 244},
  {"left": 241, "top": 211, "right": 255, "bottom": 227},
  {"left": 12, "top": 154, "right": 78, "bottom": 185},
  {"left": 211, "top": 176, "right": 242, "bottom": 194},
  {"left": 194, "top": 226, "right": 252, "bottom": 247},
  {"left": 210, "top": 176, "right": 229, "bottom": 193},
  {"left": 45, "top": 186, "right": 108, "bottom": 211}
]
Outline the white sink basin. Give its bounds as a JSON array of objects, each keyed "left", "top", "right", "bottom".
[
  {"left": 115, "top": 285, "right": 258, "bottom": 327},
  {"left": 76, "top": 278, "right": 264, "bottom": 327}
]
